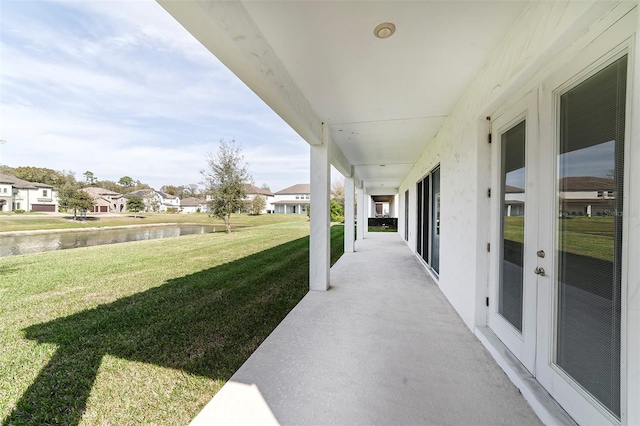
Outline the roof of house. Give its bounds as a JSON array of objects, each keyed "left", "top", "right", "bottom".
[
  {"left": 275, "top": 183, "right": 310, "bottom": 195},
  {"left": 505, "top": 185, "right": 524, "bottom": 193},
  {"left": 157, "top": 191, "right": 178, "bottom": 199},
  {"left": 81, "top": 187, "right": 124, "bottom": 197},
  {"left": 0, "top": 173, "right": 54, "bottom": 189},
  {"left": 560, "top": 176, "right": 614, "bottom": 191},
  {"left": 126, "top": 189, "right": 156, "bottom": 198},
  {"left": 181, "top": 197, "right": 206, "bottom": 207},
  {"left": 272, "top": 199, "right": 310, "bottom": 205},
  {"left": 245, "top": 184, "right": 274, "bottom": 196}
]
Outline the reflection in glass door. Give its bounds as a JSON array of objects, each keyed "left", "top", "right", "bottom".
[
  {"left": 431, "top": 168, "right": 440, "bottom": 274},
  {"left": 555, "top": 55, "right": 626, "bottom": 419},
  {"left": 500, "top": 121, "right": 526, "bottom": 332},
  {"left": 489, "top": 92, "right": 537, "bottom": 375}
]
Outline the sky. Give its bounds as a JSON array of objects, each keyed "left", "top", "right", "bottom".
[{"left": 0, "top": 0, "right": 312, "bottom": 192}]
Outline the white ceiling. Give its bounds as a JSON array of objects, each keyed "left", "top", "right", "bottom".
[
  {"left": 165, "top": 1, "right": 528, "bottom": 193},
  {"left": 242, "top": 1, "right": 528, "bottom": 192}
]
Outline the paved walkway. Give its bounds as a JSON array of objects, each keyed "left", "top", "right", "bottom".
[{"left": 192, "top": 233, "right": 541, "bottom": 425}]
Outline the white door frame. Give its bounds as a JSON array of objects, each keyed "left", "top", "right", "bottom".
[
  {"left": 536, "top": 12, "right": 635, "bottom": 425},
  {"left": 489, "top": 91, "right": 539, "bottom": 374}
]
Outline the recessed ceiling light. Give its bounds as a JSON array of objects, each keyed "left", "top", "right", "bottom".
[{"left": 374, "top": 22, "right": 395, "bottom": 39}]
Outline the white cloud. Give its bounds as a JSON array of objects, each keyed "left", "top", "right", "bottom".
[{"left": 0, "top": 0, "right": 310, "bottom": 190}]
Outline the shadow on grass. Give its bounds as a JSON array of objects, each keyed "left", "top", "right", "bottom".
[{"left": 4, "top": 226, "right": 344, "bottom": 425}]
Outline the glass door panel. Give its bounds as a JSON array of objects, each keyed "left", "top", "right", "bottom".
[
  {"left": 431, "top": 169, "right": 440, "bottom": 274},
  {"left": 555, "top": 55, "right": 626, "bottom": 419},
  {"left": 489, "top": 92, "right": 538, "bottom": 374},
  {"left": 416, "top": 181, "right": 423, "bottom": 257},
  {"left": 422, "top": 176, "right": 430, "bottom": 264},
  {"left": 500, "top": 121, "right": 526, "bottom": 332}
]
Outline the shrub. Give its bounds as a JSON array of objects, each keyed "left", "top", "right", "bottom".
[{"left": 14, "top": 209, "right": 25, "bottom": 214}]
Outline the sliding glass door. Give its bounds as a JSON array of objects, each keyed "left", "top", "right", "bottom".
[{"left": 416, "top": 168, "right": 439, "bottom": 275}]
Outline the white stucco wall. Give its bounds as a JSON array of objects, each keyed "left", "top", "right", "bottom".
[{"left": 397, "top": 1, "right": 635, "bottom": 329}]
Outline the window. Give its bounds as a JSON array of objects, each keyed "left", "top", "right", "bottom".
[
  {"left": 296, "top": 195, "right": 300, "bottom": 199},
  {"left": 404, "top": 190, "right": 409, "bottom": 241},
  {"left": 416, "top": 166, "right": 440, "bottom": 275},
  {"left": 555, "top": 54, "right": 626, "bottom": 418},
  {"left": 42, "top": 189, "right": 48, "bottom": 197}
]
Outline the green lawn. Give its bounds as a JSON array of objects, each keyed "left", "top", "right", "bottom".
[
  {"left": 0, "top": 212, "right": 307, "bottom": 233},
  {"left": 368, "top": 226, "right": 397, "bottom": 233},
  {"left": 0, "top": 222, "right": 344, "bottom": 425},
  {"left": 503, "top": 216, "right": 614, "bottom": 262}
]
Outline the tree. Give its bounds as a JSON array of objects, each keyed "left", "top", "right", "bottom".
[
  {"left": 132, "top": 180, "right": 151, "bottom": 191},
  {"left": 160, "top": 185, "right": 180, "bottom": 196},
  {"left": 142, "top": 190, "right": 159, "bottom": 212},
  {"left": 331, "top": 177, "right": 345, "bottom": 212},
  {"left": 94, "top": 180, "right": 121, "bottom": 193},
  {"left": 118, "top": 176, "right": 134, "bottom": 188},
  {"left": 83, "top": 171, "right": 97, "bottom": 186},
  {"left": 160, "top": 184, "right": 201, "bottom": 199},
  {"left": 185, "top": 184, "right": 201, "bottom": 198},
  {"left": 260, "top": 183, "right": 271, "bottom": 191},
  {"left": 126, "top": 196, "right": 145, "bottom": 218},
  {"left": 330, "top": 199, "right": 344, "bottom": 222},
  {"left": 248, "top": 194, "right": 266, "bottom": 215},
  {"left": 8, "top": 166, "right": 76, "bottom": 189},
  {"left": 58, "top": 186, "right": 94, "bottom": 220},
  {"left": 201, "top": 139, "right": 251, "bottom": 233}
]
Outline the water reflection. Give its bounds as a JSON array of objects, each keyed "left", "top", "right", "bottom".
[{"left": 0, "top": 225, "right": 218, "bottom": 257}]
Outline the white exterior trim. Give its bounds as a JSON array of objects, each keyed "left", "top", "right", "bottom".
[
  {"left": 309, "top": 123, "right": 331, "bottom": 291},
  {"left": 344, "top": 176, "right": 355, "bottom": 253}
]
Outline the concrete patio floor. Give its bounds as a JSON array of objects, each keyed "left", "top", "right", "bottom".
[{"left": 192, "top": 232, "right": 543, "bottom": 425}]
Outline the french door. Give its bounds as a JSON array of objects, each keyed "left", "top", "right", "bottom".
[
  {"left": 489, "top": 93, "right": 539, "bottom": 374},
  {"left": 490, "top": 43, "right": 630, "bottom": 424},
  {"left": 535, "top": 50, "right": 628, "bottom": 426}
]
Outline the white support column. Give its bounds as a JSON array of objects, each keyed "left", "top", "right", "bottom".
[
  {"left": 309, "top": 123, "right": 331, "bottom": 291},
  {"left": 357, "top": 188, "right": 365, "bottom": 241},
  {"left": 344, "top": 177, "right": 355, "bottom": 253}
]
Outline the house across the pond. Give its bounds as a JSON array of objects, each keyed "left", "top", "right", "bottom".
[
  {"left": 180, "top": 197, "right": 208, "bottom": 214},
  {"left": 0, "top": 173, "right": 59, "bottom": 212},
  {"left": 126, "top": 189, "right": 180, "bottom": 212},
  {"left": 272, "top": 183, "right": 309, "bottom": 214},
  {"left": 244, "top": 184, "right": 275, "bottom": 214},
  {"left": 81, "top": 187, "right": 127, "bottom": 213}
]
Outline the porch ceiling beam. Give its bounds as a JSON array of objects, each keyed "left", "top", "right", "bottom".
[
  {"left": 366, "top": 188, "right": 399, "bottom": 196},
  {"left": 330, "top": 141, "right": 353, "bottom": 179},
  {"left": 156, "top": 0, "right": 323, "bottom": 146},
  {"left": 353, "top": 172, "right": 363, "bottom": 190}
]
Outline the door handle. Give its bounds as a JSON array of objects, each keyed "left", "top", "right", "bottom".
[{"left": 534, "top": 267, "right": 546, "bottom": 276}]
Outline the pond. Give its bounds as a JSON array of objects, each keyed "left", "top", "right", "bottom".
[{"left": 0, "top": 225, "right": 220, "bottom": 257}]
